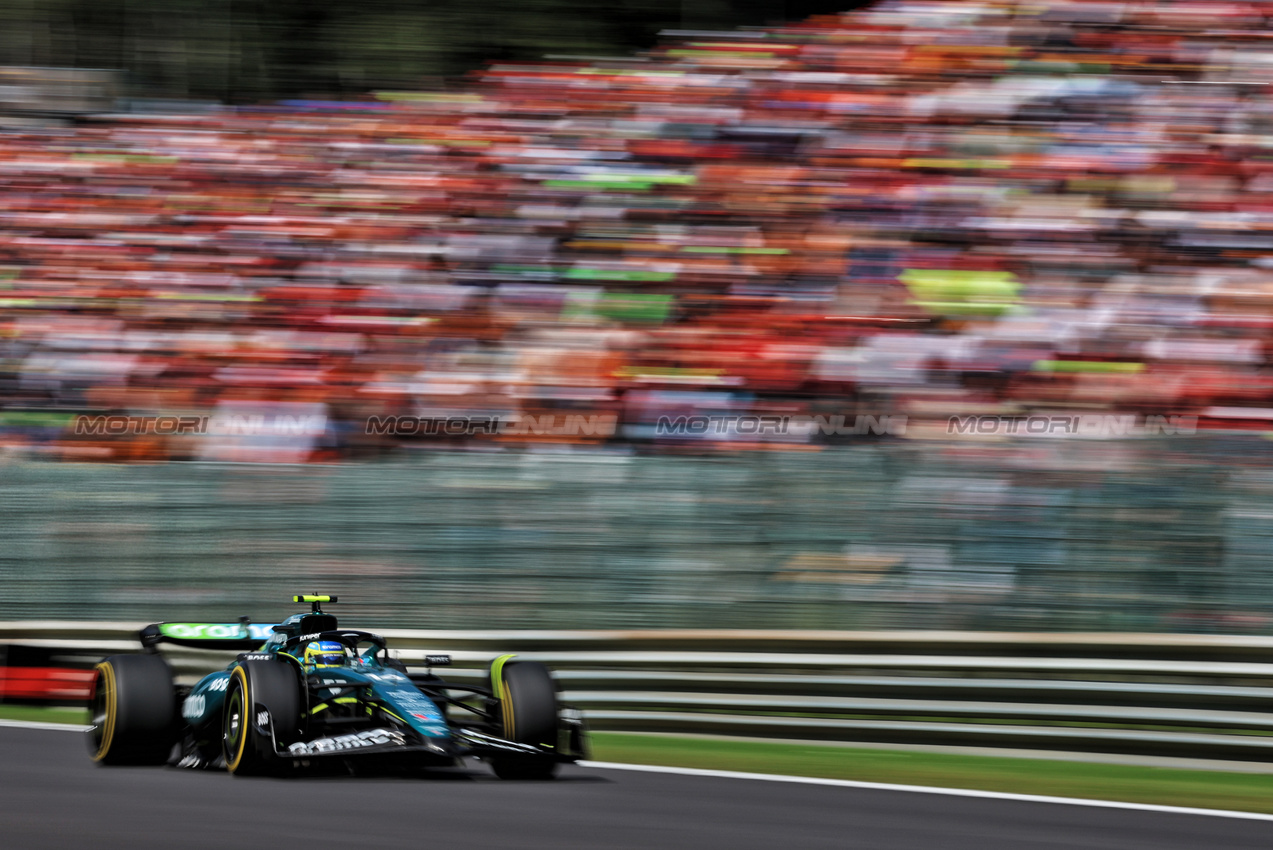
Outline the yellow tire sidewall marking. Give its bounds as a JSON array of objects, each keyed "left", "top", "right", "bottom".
[
  {"left": 225, "top": 666, "right": 251, "bottom": 773},
  {"left": 91, "top": 662, "right": 116, "bottom": 762},
  {"left": 490, "top": 654, "right": 516, "bottom": 740},
  {"left": 502, "top": 676, "right": 515, "bottom": 740}
]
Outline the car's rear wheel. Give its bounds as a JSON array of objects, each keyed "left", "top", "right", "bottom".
[
  {"left": 490, "top": 660, "right": 559, "bottom": 780},
  {"left": 87, "top": 654, "right": 177, "bottom": 765},
  {"left": 223, "top": 660, "right": 303, "bottom": 776}
]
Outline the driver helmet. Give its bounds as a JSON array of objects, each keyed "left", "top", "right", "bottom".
[{"left": 303, "top": 640, "right": 347, "bottom": 669}]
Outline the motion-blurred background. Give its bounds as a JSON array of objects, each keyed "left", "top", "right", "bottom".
[{"left": 4, "top": 0, "right": 1273, "bottom": 632}]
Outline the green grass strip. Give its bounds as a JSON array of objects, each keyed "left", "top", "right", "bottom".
[
  {"left": 0, "top": 705, "right": 88, "bottom": 725},
  {"left": 590, "top": 732, "right": 1273, "bottom": 815}
]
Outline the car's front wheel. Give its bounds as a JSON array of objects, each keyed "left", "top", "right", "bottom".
[
  {"left": 490, "top": 659, "right": 559, "bottom": 780},
  {"left": 223, "top": 660, "right": 302, "bottom": 776}
]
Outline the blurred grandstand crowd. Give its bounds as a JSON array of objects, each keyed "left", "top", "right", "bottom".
[{"left": 5, "top": 0, "right": 1273, "bottom": 461}]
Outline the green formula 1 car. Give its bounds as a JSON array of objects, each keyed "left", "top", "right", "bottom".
[{"left": 87, "top": 595, "right": 586, "bottom": 779}]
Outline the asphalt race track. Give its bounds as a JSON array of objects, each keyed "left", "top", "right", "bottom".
[{"left": 2, "top": 726, "right": 1271, "bottom": 849}]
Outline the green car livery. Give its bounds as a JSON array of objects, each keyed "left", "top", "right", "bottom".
[{"left": 87, "top": 595, "right": 586, "bottom": 779}]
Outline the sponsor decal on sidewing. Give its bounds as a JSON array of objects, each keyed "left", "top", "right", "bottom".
[
  {"left": 183, "top": 694, "right": 206, "bottom": 720},
  {"left": 389, "top": 688, "right": 445, "bottom": 722},
  {"left": 287, "top": 728, "right": 406, "bottom": 756},
  {"left": 182, "top": 676, "right": 230, "bottom": 720}
]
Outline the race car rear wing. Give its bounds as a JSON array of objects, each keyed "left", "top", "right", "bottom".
[
  {"left": 138, "top": 620, "right": 275, "bottom": 651},
  {"left": 138, "top": 596, "right": 340, "bottom": 651}
]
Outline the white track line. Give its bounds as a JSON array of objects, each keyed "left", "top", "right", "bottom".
[
  {"left": 578, "top": 761, "right": 1273, "bottom": 823},
  {"left": 8, "top": 722, "right": 1270, "bottom": 822},
  {"left": 0, "top": 719, "right": 89, "bottom": 732}
]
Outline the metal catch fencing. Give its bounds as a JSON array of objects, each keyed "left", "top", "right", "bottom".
[{"left": 3, "top": 436, "right": 1273, "bottom": 632}]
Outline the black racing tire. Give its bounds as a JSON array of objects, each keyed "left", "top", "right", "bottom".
[
  {"left": 222, "top": 660, "right": 303, "bottom": 776},
  {"left": 87, "top": 654, "right": 177, "bottom": 765},
  {"left": 490, "top": 660, "right": 559, "bottom": 781}
]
